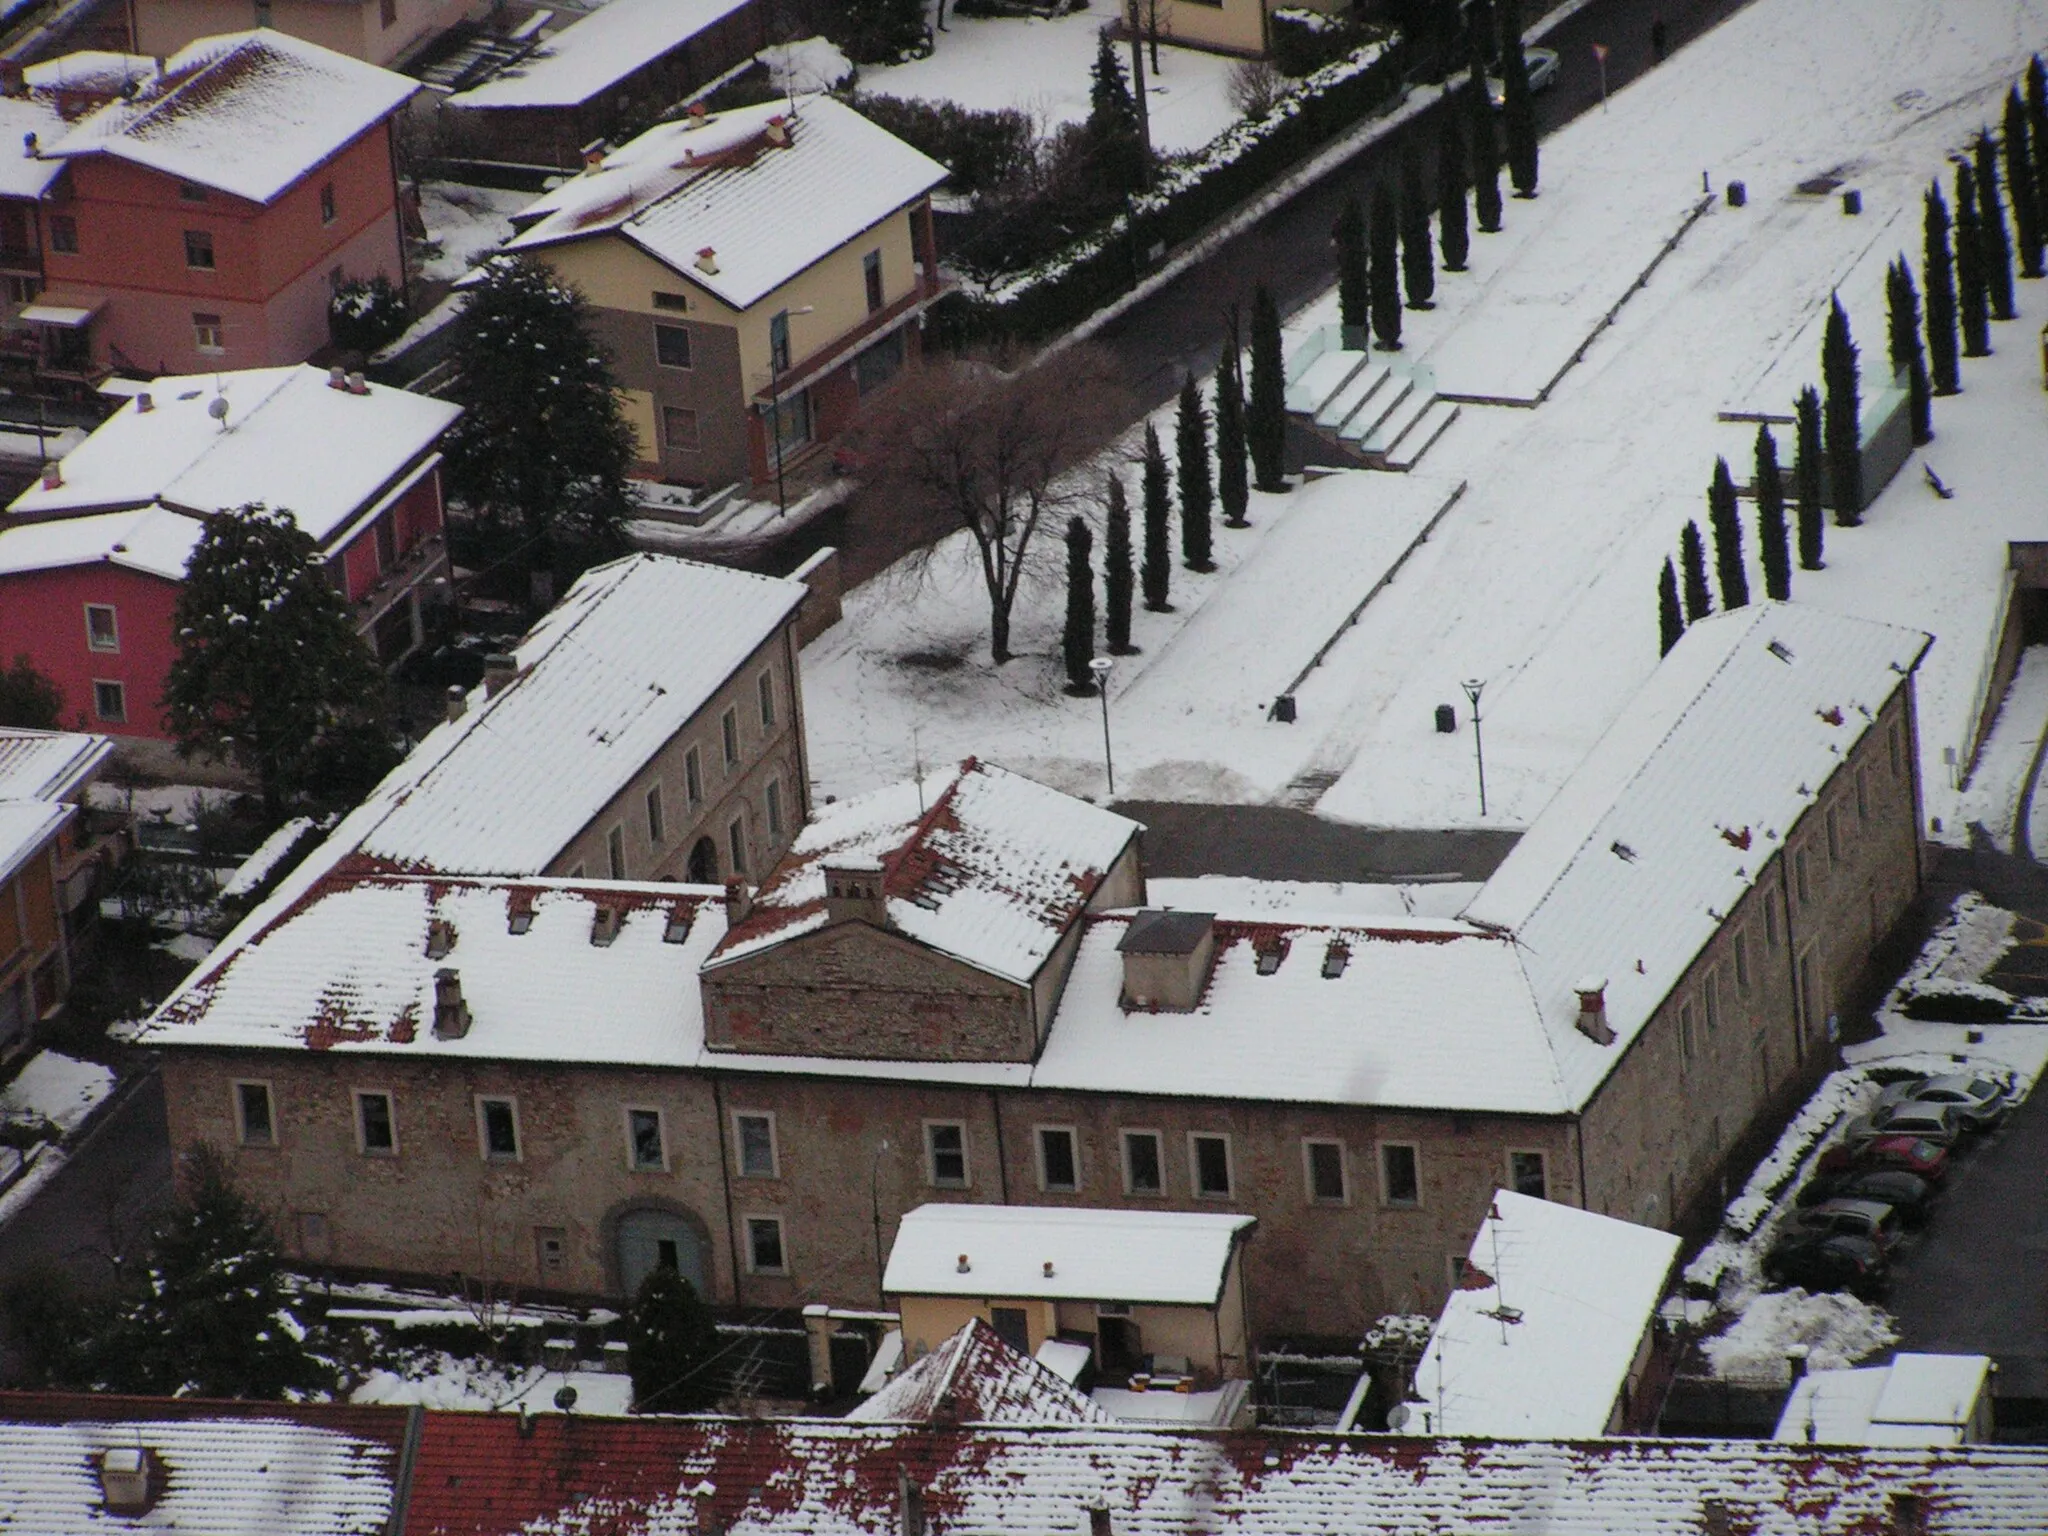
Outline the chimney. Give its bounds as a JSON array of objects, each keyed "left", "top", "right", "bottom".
[
  {"left": 1888, "top": 1493, "right": 1927, "bottom": 1536},
  {"left": 1117, "top": 910, "right": 1216, "bottom": 1012},
  {"left": 425, "top": 917, "right": 455, "bottom": 960},
  {"left": 823, "top": 859, "right": 886, "bottom": 927},
  {"left": 724, "top": 879, "right": 752, "bottom": 927},
  {"left": 0, "top": 64, "right": 24, "bottom": 99},
  {"left": 444, "top": 684, "right": 466, "bottom": 723},
  {"left": 1574, "top": 975, "right": 1614, "bottom": 1045},
  {"left": 40, "top": 462, "right": 60, "bottom": 490},
  {"left": 1786, "top": 1344, "right": 1810, "bottom": 1381},
  {"left": 1089, "top": 1509, "right": 1113, "bottom": 1536},
  {"left": 580, "top": 137, "right": 607, "bottom": 169},
  {"left": 432, "top": 967, "right": 470, "bottom": 1039},
  {"left": 327, "top": 364, "right": 348, "bottom": 389},
  {"left": 695, "top": 246, "right": 719, "bottom": 274},
  {"left": 898, "top": 1472, "right": 926, "bottom": 1536},
  {"left": 483, "top": 653, "right": 517, "bottom": 696},
  {"left": 590, "top": 906, "right": 620, "bottom": 946},
  {"left": 765, "top": 115, "right": 788, "bottom": 146},
  {"left": 134, "top": 391, "right": 152, "bottom": 413},
  {"left": 346, "top": 370, "right": 368, "bottom": 395},
  {"left": 21, "top": 129, "right": 35, "bottom": 157},
  {"left": 98, "top": 1447, "right": 156, "bottom": 1515},
  {"left": 687, "top": 101, "right": 707, "bottom": 119},
  {"left": 955, "top": 1253, "right": 970, "bottom": 1273}
]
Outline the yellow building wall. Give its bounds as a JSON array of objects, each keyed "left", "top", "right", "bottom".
[
  {"left": 1153, "top": 0, "right": 1270, "bottom": 57},
  {"left": 895, "top": 1291, "right": 1238, "bottom": 1375}
]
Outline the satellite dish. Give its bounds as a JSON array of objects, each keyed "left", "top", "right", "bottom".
[
  {"left": 207, "top": 394, "right": 230, "bottom": 429},
  {"left": 553, "top": 1385, "right": 578, "bottom": 1412},
  {"left": 1386, "top": 1403, "right": 1412, "bottom": 1431}
]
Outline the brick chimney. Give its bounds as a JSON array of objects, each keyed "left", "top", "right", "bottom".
[
  {"left": 432, "top": 967, "right": 470, "bottom": 1039},
  {"left": 1574, "top": 975, "right": 1614, "bottom": 1045},
  {"left": 724, "top": 879, "right": 752, "bottom": 927},
  {"left": 444, "top": 684, "right": 466, "bottom": 723},
  {"left": 98, "top": 1447, "right": 157, "bottom": 1515},
  {"left": 483, "top": 653, "right": 517, "bottom": 696},
  {"left": 822, "top": 859, "right": 886, "bottom": 927},
  {"left": 1118, "top": 910, "right": 1216, "bottom": 1011}
]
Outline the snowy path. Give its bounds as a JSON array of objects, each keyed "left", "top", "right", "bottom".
[{"left": 1952, "top": 647, "right": 2048, "bottom": 853}]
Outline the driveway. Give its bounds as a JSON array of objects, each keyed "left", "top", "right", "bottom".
[{"left": 1113, "top": 800, "right": 1518, "bottom": 882}]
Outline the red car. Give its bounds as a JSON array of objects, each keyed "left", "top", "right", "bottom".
[{"left": 1817, "top": 1134, "right": 1950, "bottom": 1182}]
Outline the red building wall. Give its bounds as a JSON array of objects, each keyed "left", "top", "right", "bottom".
[
  {"left": 334, "top": 468, "right": 443, "bottom": 603},
  {"left": 0, "top": 562, "right": 184, "bottom": 738}
]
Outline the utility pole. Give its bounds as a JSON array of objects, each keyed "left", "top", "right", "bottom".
[
  {"left": 1462, "top": 677, "right": 1488, "bottom": 817},
  {"left": 1125, "top": 0, "right": 1152, "bottom": 179}
]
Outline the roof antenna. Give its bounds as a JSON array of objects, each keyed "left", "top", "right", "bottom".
[{"left": 913, "top": 726, "right": 925, "bottom": 816}]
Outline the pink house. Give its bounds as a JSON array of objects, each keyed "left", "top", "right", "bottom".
[{"left": 0, "top": 363, "right": 460, "bottom": 740}]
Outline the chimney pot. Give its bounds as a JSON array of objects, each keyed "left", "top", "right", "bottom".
[
  {"left": 444, "top": 684, "right": 466, "bottom": 722},
  {"left": 483, "top": 653, "right": 517, "bottom": 696},
  {"left": 98, "top": 1447, "right": 154, "bottom": 1515},
  {"left": 724, "top": 879, "right": 752, "bottom": 927},
  {"left": 1042, "top": 1259, "right": 1055, "bottom": 1278},
  {"left": 695, "top": 246, "right": 719, "bottom": 274},
  {"left": 346, "top": 370, "right": 368, "bottom": 394},
  {"left": 1574, "top": 974, "right": 1614, "bottom": 1045},
  {"left": 40, "top": 463, "right": 60, "bottom": 490},
  {"left": 580, "top": 137, "right": 607, "bottom": 169},
  {"left": 956, "top": 1253, "right": 970, "bottom": 1273},
  {"left": 21, "top": 129, "right": 35, "bottom": 157},
  {"left": 590, "top": 906, "right": 620, "bottom": 946},
  {"left": 433, "top": 966, "right": 470, "bottom": 1039},
  {"left": 426, "top": 917, "right": 455, "bottom": 960},
  {"left": 1786, "top": 1344, "right": 1810, "bottom": 1381},
  {"left": 135, "top": 391, "right": 152, "bottom": 413}
]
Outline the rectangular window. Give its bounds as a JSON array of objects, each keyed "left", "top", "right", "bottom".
[
  {"left": 627, "top": 1107, "right": 666, "bottom": 1171},
  {"left": 735, "top": 1111, "right": 778, "bottom": 1178},
  {"left": 1380, "top": 1142, "right": 1419, "bottom": 1206},
  {"left": 727, "top": 814, "right": 747, "bottom": 874},
  {"left": 48, "top": 214, "right": 76, "bottom": 253},
  {"left": 765, "top": 778, "right": 784, "bottom": 839},
  {"left": 721, "top": 706, "right": 739, "bottom": 766},
  {"left": 179, "top": 182, "right": 208, "bottom": 203},
  {"left": 234, "top": 1081, "right": 275, "bottom": 1146},
  {"left": 766, "top": 387, "right": 812, "bottom": 457},
  {"left": 85, "top": 603, "right": 117, "bottom": 652},
  {"left": 1826, "top": 805, "right": 1842, "bottom": 865},
  {"left": 92, "top": 680, "right": 125, "bottom": 723},
  {"left": 1036, "top": 1126, "right": 1079, "bottom": 1192},
  {"left": 193, "top": 312, "right": 224, "bottom": 354},
  {"left": 607, "top": 823, "right": 626, "bottom": 879},
  {"left": 355, "top": 1090, "right": 395, "bottom": 1155},
  {"left": 1703, "top": 973, "right": 1720, "bottom": 1034},
  {"left": 1679, "top": 1000, "right": 1696, "bottom": 1062},
  {"left": 379, "top": 0, "right": 397, "bottom": 26},
  {"left": 1856, "top": 766, "right": 1870, "bottom": 825},
  {"left": 745, "top": 1215, "right": 787, "bottom": 1274},
  {"left": 769, "top": 309, "right": 792, "bottom": 373},
  {"left": 1121, "top": 1129, "right": 1162, "bottom": 1195},
  {"left": 1764, "top": 892, "right": 1780, "bottom": 949},
  {"left": 758, "top": 669, "right": 776, "bottom": 729},
  {"left": 662, "top": 406, "right": 699, "bottom": 452},
  {"left": 1190, "top": 1133, "right": 1232, "bottom": 1198},
  {"left": 1734, "top": 929, "right": 1751, "bottom": 991},
  {"left": 654, "top": 322, "right": 693, "bottom": 370},
  {"left": 319, "top": 181, "right": 335, "bottom": 225},
  {"left": 1509, "top": 1150, "right": 1548, "bottom": 1199},
  {"left": 374, "top": 511, "right": 396, "bottom": 572},
  {"left": 854, "top": 328, "right": 906, "bottom": 395},
  {"left": 646, "top": 783, "right": 665, "bottom": 844},
  {"left": 863, "top": 248, "right": 884, "bottom": 313},
  {"left": 1889, "top": 722, "right": 1903, "bottom": 777},
  {"left": 1304, "top": 1139, "right": 1346, "bottom": 1204},
  {"left": 477, "top": 1096, "right": 520, "bottom": 1161},
  {"left": 653, "top": 290, "right": 690, "bottom": 311},
  {"left": 925, "top": 1121, "right": 968, "bottom": 1188},
  {"left": 183, "top": 229, "right": 215, "bottom": 269},
  {"left": 685, "top": 745, "right": 703, "bottom": 806},
  {"left": 1795, "top": 847, "right": 1813, "bottom": 905}
]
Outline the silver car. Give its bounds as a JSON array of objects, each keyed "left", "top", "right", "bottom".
[
  {"left": 1876, "top": 1073, "right": 2010, "bottom": 1131},
  {"left": 1485, "top": 47, "right": 1560, "bottom": 108},
  {"left": 1847, "top": 1102, "right": 1963, "bottom": 1147}
]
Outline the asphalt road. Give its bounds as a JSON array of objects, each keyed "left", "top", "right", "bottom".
[{"left": 1116, "top": 799, "right": 1519, "bottom": 881}]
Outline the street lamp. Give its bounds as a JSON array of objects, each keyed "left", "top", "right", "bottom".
[
  {"left": 1089, "top": 656, "right": 1116, "bottom": 798},
  {"left": 1461, "top": 677, "right": 1487, "bottom": 818},
  {"left": 768, "top": 304, "right": 815, "bottom": 517},
  {"left": 869, "top": 1136, "right": 894, "bottom": 1297}
]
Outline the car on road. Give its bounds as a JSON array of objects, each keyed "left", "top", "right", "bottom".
[
  {"left": 1817, "top": 1134, "right": 1951, "bottom": 1182},
  {"left": 1790, "top": 1197, "right": 1905, "bottom": 1252},
  {"left": 1485, "top": 47, "right": 1560, "bottom": 108},
  {"left": 1845, "top": 1102, "right": 1963, "bottom": 1148},
  {"left": 1796, "top": 1169, "right": 1934, "bottom": 1223},
  {"left": 1763, "top": 1230, "right": 1888, "bottom": 1297},
  {"left": 1875, "top": 1073, "right": 2011, "bottom": 1131}
]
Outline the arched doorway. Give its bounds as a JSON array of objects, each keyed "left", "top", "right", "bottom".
[
  {"left": 616, "top": 1207, "right": 710, "bottom": 1299},
  {"left": 686, "top": 836, "right": 718, "bottom": 884}
]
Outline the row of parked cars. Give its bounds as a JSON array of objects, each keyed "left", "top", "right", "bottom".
[{"left": 1761, "top": 1073, "right": 2011, "bottom": 1297}]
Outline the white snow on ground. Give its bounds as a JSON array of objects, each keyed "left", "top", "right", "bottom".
[
  {"left": 1953, "top": 648, "right": 2048, "bottom": 850},
  {"left": 764, "top": 36, "right": 853, "bottom": 95},
  {"left": 1702, "top": 1290, "right": 1900, "bottom": 1385},
  {"left": 418, "top": 183, "right": 533, "bottom": 284},
  {"left": 350, "top": 1355, "right": 632, "bottom": 1415},
  {"left": 0, "top": 1051, "right": 114, "bottom": 1136},
  {"left": 862, "top": 10, "right": 1240, "bottom": 155}
]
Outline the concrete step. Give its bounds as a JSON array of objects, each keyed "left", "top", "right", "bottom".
[
  {"left": 1340, "top": 374, "right": 1416, "bottom": 449},
  {"left": 1381, "top": 399, "right": 1462, "bottom": 472},
  {"left": 1286, "top": 349, "right": 1369, "bottom": 416},
  {"left": 1359, "top": 386, "right": 1437, "bottom": 459},
  {"left": 1314, "top": 360, "right": 1394, "bottom": 432}
]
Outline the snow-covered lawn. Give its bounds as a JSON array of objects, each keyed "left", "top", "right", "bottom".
[
  {"left": 0, "top": 1050, "right": 115, "bottom": 1137},
  {"left": 418, "top": 183, "right": 534, "bottom": 284},
  {"left": 351, "top": 1354, "right": 633, "bottom": 1416},
  {"left": 862, "top": 9, "right": 1241, "bottom": 155}
]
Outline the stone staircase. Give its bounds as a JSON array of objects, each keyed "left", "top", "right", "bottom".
[{"left": 1285, "top": 327, "right": 1460, "bottom": 473}]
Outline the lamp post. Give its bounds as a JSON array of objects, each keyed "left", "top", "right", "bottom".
[
  {"left": 1089, "top": 656, "right": 1116, "bottom": 798},
  {"left": 869, "top": 1136, "right": 893, "bottom": 1297},
  {"left": 1461, "top": 677, "right": 1487, "bottom": 818},
  {"left": 768, "top": 304, "right": 815, "bottom": 517}
]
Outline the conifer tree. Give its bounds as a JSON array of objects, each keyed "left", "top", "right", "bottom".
[
  {"left": 1103, "top": 474, "right": 1136, "bottom": 654},
  {"left": 1886, "top": 257, "right": 1933, "bottom": 446},
  {"left": 1659, "top": 558, "right": 1684, "bottom": 657},
  {"left": 1087, "top": 32, "right": 1149, "bottom": 197},
  {"left": 1176, "top": 374, "right": 1215, "bottom": 571},
  {"left": 1247, "top": 284, "right": 1289, "bottom": 490},
  {"left": 1755, "top": 425, "right": 1791, "bottom": 601},
  {"left": 2005, "top": 89, "right": 2044, "bottom": 279},
  {"left": 1924, "top": 185, "right": 1962, "bottom": 394},
  {"left": 1499, "top": 0, "right": 1539, "bottom": 198},
  {"left": 1680, "top": 520, "right": 1712, "bottom": 623},
  {"left": 1368, "top": 183, "right": 1403, "bottom": 349},
  {"left": 1141, "top": 423, "right": 1173, "bottom": 610},
  {"left": 1955, "top": 162, "right": 1991, "bottom": 357},
  {"left": 1335, "top": 197, "right": 1370, "bottom": 347},
  {"left": 627, "top": 1264, "right": 720, "bottom": 1413},
  {"left": 1062, "top": 516, "right": 1097, "bottom": 694},
  {"left": 1468, "top": 51, "right": 1504, "bottom": 233},
  {"left": 1215, "top": 328, "right": 1250, "bottom": 528},
  {"left": 1438, "top": 108, "right": 1471, "bottom": 272},
  {"left": 1975, "top": 129, "right": 2017, "bottom": 320},
  {"left": 2029, "top": 56, "right": 2048, "bottom": 234},
  {"left": 1401, "top": 150, "right": 1436, "bottom": 308},
  {"left": 1821, "top": 295, "right": 1863, "bottom": 524},
  {"left": 1794, "top": 385, "right": 1825, "bottom": 569},
  {"left": 1709, "top": 456, "right": 1748, "bottom": 609}
]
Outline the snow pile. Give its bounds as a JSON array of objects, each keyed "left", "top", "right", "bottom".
[
  {"left": 419, "top": 183, "right": 532, "bottom": 284},
  {"left": 1700, "top": 1289, "right": 1899, "bottom": 1385},
  {"left": 763, "top": 36, "right": 852, "bottom": 95},
  {"left": 0, "top": 1050, "right": 115, "bottom": 1137}
]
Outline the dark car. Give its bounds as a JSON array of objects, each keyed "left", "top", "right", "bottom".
[
  {"left": 1796, "top": 1169, "right": 1934, "bottom": 1223},
  {"left": 1817, "top": 1134, "right": 1951, "bottom": 1182},
  {"left": 1790, "top": 1197, "right": 1905, "bottom": 1252},
  {"left": 1763, "top": 1230, "right": 1887, "bottom": 1296}
]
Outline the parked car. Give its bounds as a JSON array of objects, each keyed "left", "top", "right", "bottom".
[
  {"left": 1763, "top": 1230, "right": 1888, "bottom": 1297},
  {"left": 1796, "top": 1169, "right": 1934, "bottom": 1223},
  {"left": 1845, "top": 1102, "right": 1963, "bottom": 1148},
  {"left": 1817, "top": 1134, "right": 1951, "bottom": 1182},
  {"left": 1790, "top": 1197, "right": 1905, "bottom": 1252},
  {"left": 1485, "top": 47, "right": 1560, "bottom": 107},
  {"left": 1876, "top": 1073, "right": 2010, "bottom": 1131}
]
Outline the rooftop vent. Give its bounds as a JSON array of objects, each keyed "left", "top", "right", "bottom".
[
  {"left": 327, "top": 364, "right": 348, "bottom": 389},
  {"left": 1574, "top": 975, "right": 1614, "bottom": 1045},
  {"left": 1767, "top": 639, "right": 1794, "bottom": 663},
  {"left": 40, "top": 462, "right": 60, "bottom": 490},
  {"left": 425, "top": 917, "right": 455, "bottom": 960},
  {"left": 134, "top": 391, "right": 152, "bottom": 413},
  {"left": 955, "top": 1253, "right": 971, "bottom": 1273},
  {"left": 98, "top": 1446, "right": 157, "bottom": 1515},
  {"left": 345, "top": 371, "right": 368, "bottom": 395},
  {"left": 823, "top": 859, "right": 886, "bottom": 927},
  {"left": 765, "top": 115, "right": 789, "bottom": 146},
  {"left": 444, "top": 684, "right": 466, "bottom": 723},
  {"left": 21, "top": 130, "right": 35, "bottom": 157},
  {"left": 483, "top": 653, "right": 517, "bottom": 696},
  {"left": 695, "top": 246, "right": 719, "bottom": 274},
  {"left": 580, "top": 137, "right": 607, "bottom": 169},
  {"left": 591, "top": 906, "right": 621, "bottom": 946},
  {"left": 432, "top": 967, "right": 470, "bottom": 1039},
  {"left": 1118, "top": 910, "right": 1216, "bottom": 1012},
  {"left": 1042, "top": 1259, "right": 1055, "bottom": 1278}
]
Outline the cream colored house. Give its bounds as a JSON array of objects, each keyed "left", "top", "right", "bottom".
[{"left": 127, "top": 0, "right": 468, "bottom": 68}]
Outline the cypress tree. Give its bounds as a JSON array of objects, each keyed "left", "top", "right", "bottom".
[
  {"left": 1794, "top": 384, "right": 1825, "bottom": 570},
  {"left": 1755, "top": 425, "right": 1791, "bottom": 601},
  {"left": 1975, "top": 129, "right": 2017, "bottom": 320},
  {"left": 1248, "top": 284, "right": 1288, "bottom": 490},
  {"left": 1086, "top": 31, "right": 1149, "bottom": 197},
  {"left": 1369, "top": 182, "right": 1403, "bottom": 349},
  {"left": 1955, "top": 162, "right": 1991, "bottom": 357},
  {"left": 2029, "top": 56, "right": 2048, "bottom": 239},
  {"left": 1821, "top": 295, "right": 1863, "bottom": 524},
  {"left": 1468, "top": 52, "right": 1503, "bottom": 233},
  {"left": 1215, "top": 327, "right": 1250, "bottom": 528},
  {"left": 1062, "top": 516, "right": 1097, "bottom": 695},
  {"left": 1176, "top": 373, "right": 1215, "bottom": 571},
  {"left": 1335, "top": 196, "right": 1370, "bottom": 347},
  {"left": 2005, "top": 89, "right": 2044, "bottom": 279},
  {"left": 1887, "top": 257, "right": 1933, "bottom": 446},
  {"left": 1499, "top": 0, "right": 1538, "bottom": 198},
  {"left": 1401, "top": 149, "right": 1436, "bottom": 308},
  {"left": 1659, "top": 558, "right": 1684, "bottom": 657},
  {"left": 627, "top": 1265, "right": 720, "bottom": 1413},
  {"left": 1709, "top": 456, "right": 1748, "bottom": 609},
  {"left": 1924, "top": 185, "right": 1961, "bottom": 394},
  {"left": 1439, "top": 108, "right": 1470, "bottom": 272},
  {"left": 1680, "top": 520, "right": 1712, "bottom": 623},
  {"left": 1140, "top": 423, "right": 1172, "bottom": 611},
  {"left": 1103, "top": 474, "right": 1136, "bottom": 654}
]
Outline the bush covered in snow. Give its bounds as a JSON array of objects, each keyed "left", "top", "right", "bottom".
[
  {"left": 849, "top": 93, "right": 1038, "bottom": 196},
  {"left": 327, "top": 274, "right": 409, "bottom": 354}
]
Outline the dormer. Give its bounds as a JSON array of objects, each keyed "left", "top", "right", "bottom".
[
  {"left": 1118, "top": 910, "right": 1216, "bottom": 1011},
  {"left": 823, "top": 858, "right": 887, "bottom": 928}
]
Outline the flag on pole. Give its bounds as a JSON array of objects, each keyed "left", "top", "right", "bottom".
[{"left": 1591, "top": 41, "right": 1609, "bottom": 60}]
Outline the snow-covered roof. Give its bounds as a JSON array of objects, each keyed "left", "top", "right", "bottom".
[
  {"left": 0, "top": 799, "right": 70, "bottom": 885},
  {"left": 446, "top": 0, "right": 755, "bottom": 110},
  {"left": 1777, "top": 1354, "right": 1993, "bottom": 1447},
  {"left": 0, "top": 95, "right": 66, "bottom": 199},
  {"left": 0, "top": 728, "right": 112, "bottom": 802},
  {"left": 883, "top": 1204, "right": 1253, "bottom": 1306},
  {"left": 0, "top": 505, "right": 200, "bottom": 581},
  {"left": 23, "top": 51, "right": 154, "bottom": 93},
  {"left": 8, "top": 365, "right": 460, "bottom": 547},
  {"left": 847, "top": 1319, "right": 1109, "bottom": 1426},
  {"left": 40, "top": 32, "right": 416, "bottom": 205},
  {"left": 350, "top": 554, "right": 807, "bottom": 876},
  {"left": 507, "top": 96, "right": 946, "bottom": 310},
  {"left": 708, "top": 760, "right": 1140, "bottom": 987},
  {"left": 1463, "top": 603, "right": 1930, "bottom": 1109},
  {"left": 1411, "top": 1189, "right": 1680, "bottom": 1438}
]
